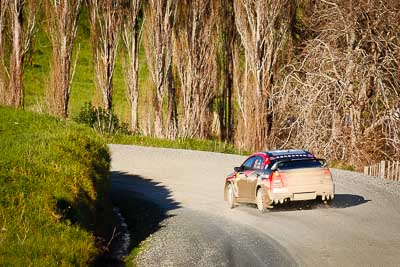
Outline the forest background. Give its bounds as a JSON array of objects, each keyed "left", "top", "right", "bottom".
[{"left": 0, "top": 0, "right": 399, "bottom": 169}]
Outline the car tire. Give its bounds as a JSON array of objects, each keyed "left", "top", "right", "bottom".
[
  {"left": 256, "top": 188, "right": 267, "bottom": 213},
  {"left": 227, "top": 183, "right": 235, "bottom": 209}
]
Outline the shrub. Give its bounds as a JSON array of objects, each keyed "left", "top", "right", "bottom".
[{"left": 74, "top": 102, "right": 129, "bottom": 135}]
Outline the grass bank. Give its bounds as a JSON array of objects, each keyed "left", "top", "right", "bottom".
[
  {"left": 0, "top": 106, "right": 115, "bottom": 266},
  {"left": 108, "top": 134, "right": 248, "bottom": 155}
]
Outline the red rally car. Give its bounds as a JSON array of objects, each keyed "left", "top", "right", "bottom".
[{"left": 224, "top": 149, "right": 335, "bottom": 212}]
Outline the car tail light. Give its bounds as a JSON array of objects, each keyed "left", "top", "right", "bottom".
[
  {"left": 323, "top": 168, "right": 330, "bottom": 175},
  {"left": 271, "top": 172, "right": 284, "bottom": 188},
  {"left": 323, "top": 168, "right": 332, "bottom": 179}
]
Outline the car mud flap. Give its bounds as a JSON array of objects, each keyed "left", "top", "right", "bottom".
[{"left": 232, "top": 181, "right": 241, "bottom": 198}]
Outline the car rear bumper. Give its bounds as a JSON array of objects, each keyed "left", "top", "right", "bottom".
[{"left": 272, "top": 184, "right": 335, "bottom": 202}]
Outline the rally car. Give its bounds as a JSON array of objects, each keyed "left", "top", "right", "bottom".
[{"left": 224, "top": 149, "right": 335, "bottom": 212}]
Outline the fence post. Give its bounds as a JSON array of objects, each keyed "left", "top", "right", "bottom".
[
  {"left": 376, "top": 163, "right": 379, "bottom": 177},
  {"left": 391, "top": 161, "right": 395, "bottom": 180},
  {"left": 364, "top": 166, "right": 368, "bottom": 175},
  {"left": 392, "top": 161, "right": 395, "bottom": 180},
  {"left": 391, "top": 161, "right": 394, "bottom": 180},
  {"left": 396, "top": 161, "right": 399, "bottom": 181},
  {"left": 380, "top": 161, "right": 386, "bottom": 179},
  {"left": 378, "top": 162, "right": 380, "bottom": 177},
  {"left": 373, "top": 164, "right": 376, "bottom": 177}
]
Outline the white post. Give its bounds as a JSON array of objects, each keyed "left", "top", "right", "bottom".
[
  {"left": 391, "top": 162, "right": 394, "bottom": 180},
  {"left": 380, "top": 160, "right": 386, "bottom": 179},
  {"left": 377, "top": 163, "right": 380, "bottom": 177},
  {"left": 391, "top": 161, "right": 394, "bottom": 180}
]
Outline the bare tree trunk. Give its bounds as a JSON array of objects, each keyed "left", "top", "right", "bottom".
[
  {"left": 0, "top": 0, "right": 9, "bottom": 104},
  {"left": 345, "top": 28, "right": 359, "bottom": 159},
  {"left": 122, "top": 0, "right": 141, "bottom": 133},
  {"left": 166, "top": 47, "right": 178, "bottom": 139},
  {"left": 9, "top": 0, "right": 24, "bottom": 107},
  {"left": 174, "top": 0, "right": 217, "bottom": 138},
  {"left": 234, "top": 0, "right": 290, "bottom": 149},
  {"left": 0, "top": 1, "right": 7, "bottom": 59},
  {"left": 217, "top": 0, "right": 235, "bottom": 141},
  {"left": 8, "top": 0, "right": 36, "bottom": 108},
  {"left": 233, "top": 41, "right": 247, "bottom": 128},
  {"left": 143, "top": 0, "right": 176, "bottom": 138},
  {"left": 46, "top": 0, "right": 82, "bottom": 118},
  {"left": 89, "top": 0, "right": 120, "bottom": 112}
]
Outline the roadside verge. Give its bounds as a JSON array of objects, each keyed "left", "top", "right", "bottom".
[{"left": 0, "top": 107, "right": 116, "bottom": 265}]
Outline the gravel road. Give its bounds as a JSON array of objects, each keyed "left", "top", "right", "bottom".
[{"left": 109, "top": 144, "right": 400, "bottom": 266}]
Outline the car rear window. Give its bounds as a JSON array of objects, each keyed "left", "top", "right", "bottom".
[{"left": 277, "top": 160, "right": 324, "bottom": 170}]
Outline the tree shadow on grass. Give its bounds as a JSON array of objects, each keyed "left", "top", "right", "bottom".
[
  {"left": 269, "top": 194, "right": 370, "bottom": 212},
  {"left": 97, "top": 171, "right": 181, "bottom": 266}
]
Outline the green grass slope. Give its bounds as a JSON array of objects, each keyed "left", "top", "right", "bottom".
[
  {"left": 108, "top": 134, "right": 246, "bottom": 155},
  {"left": 0, "top": 106, "right": 114, "bottom": 266}
]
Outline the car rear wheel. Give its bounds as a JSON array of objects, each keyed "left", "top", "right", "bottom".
[
  {"left": 227, "top": 183, "right": 235, "bottom": 209},
  {"left": 256, "top": 188, "right": 267, "bottom": 212}
]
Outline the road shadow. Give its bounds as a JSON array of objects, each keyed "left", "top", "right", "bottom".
[
  {"left": 98, "top": 171, "right": 181, "bottom": 266},
  {"left": 242, "top": 194, "right": 370, "bottom": 213},
  {"left": 269, "top": 194, "right": 370, "bottom": 212}
]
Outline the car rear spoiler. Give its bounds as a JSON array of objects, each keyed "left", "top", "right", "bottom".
[{"left": 270, "top": 158, "right": 327, "bottom": 171}]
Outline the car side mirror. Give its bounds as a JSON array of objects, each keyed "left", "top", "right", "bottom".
[{"left": 234, "top": 166, "right": 242, "bottom": 172}]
